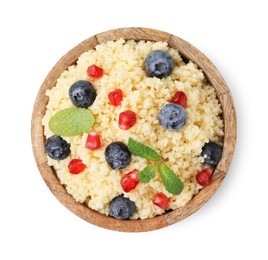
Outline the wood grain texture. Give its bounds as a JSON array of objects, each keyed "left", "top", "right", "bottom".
[
  {"left": 96, "top": 27, "right": 171, "bottom": 43},
  {"left": 31, "top": 27, "right": 236, "bottom": 232}
]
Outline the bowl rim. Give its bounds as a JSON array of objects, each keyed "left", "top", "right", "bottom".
[{"left": 31, "top": 27, "right": 236, "bottom": 232}]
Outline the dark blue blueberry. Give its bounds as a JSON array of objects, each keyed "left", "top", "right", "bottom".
[
  {"left": 69, "top": 80, "right": 96, "bottom": 108},
  {"left": 201, "top": 141, "right": 222, "bottom": 165},
  {"left": 145, "top": 50, "right": 174, "bottom": 78},
  {"left": 105, "top": 142, "right": 131, "bottom": 169},
  {"left": 109, "top": 195, "right": 136, "bottom": 220},
  {"left": 158, "top": 103, "right": 187, "bottom": 131},
  {"left": 45, "top": 135, "right": 70, "bottom": 160}
]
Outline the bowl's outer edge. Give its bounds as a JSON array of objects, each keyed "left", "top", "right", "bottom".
[{"left": 31, "top": 27, "right": 236, "bottom": 232}]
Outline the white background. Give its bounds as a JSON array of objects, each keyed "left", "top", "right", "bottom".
[{"left": 0, "top": 0, "right": 267, "bottom": 259}]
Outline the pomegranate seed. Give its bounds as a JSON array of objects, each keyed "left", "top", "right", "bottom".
[
  {"left": 85, "top": 131, "right": 101, "bottom": 150},
  {"left": 170, "top": 91, "right": 187, "bottom": 108},
  {"left": 121, "top": 169, "right": 139, "bottom": 192},
  {"left": 108, "top": 89, "right": 123, "bottom": 106},
  {"left": 118, "top": 110, "right": 137, "bottom": 130},
  {"left": 196, "top": 168, "right": 213, "bottom": 186},
  {"left": 87, "top": 64, "right": 103, "bottom": 78},
  {"left": 68, "top": 159, "right": 86, "bottom": 174},
  {"left": 152, "top": 193, "right": 169, "bottom": 210}
]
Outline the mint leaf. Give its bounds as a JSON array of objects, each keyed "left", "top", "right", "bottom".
[
  {"left": 49, "top": 107, "right": 94, "bottom": 136},
  {"left": 159, "top": 163, "right": 183, "bottom": 195},
  {"left": 138, "top": 164, "right": 157, "bottom": 183},
  {"left": 128, "top": 138, "right": 162, "bottom": 161}
]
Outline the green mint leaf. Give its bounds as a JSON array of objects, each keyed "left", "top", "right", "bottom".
[
  {"left": 49, "top": 107, "right": 94, "bottom": 136},
  {"left": 159, "top": 163, "right": 183, "bottom": 195},
  {"left": 138, "top": 164, "right": 157, "bottom": 183},
  {"left": 128, "top": 137, "right": 162, "bottom": 161}
]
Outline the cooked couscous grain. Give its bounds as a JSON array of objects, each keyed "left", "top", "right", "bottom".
[{"left": 42, "top": 39, "right": 224, "bottom": 219}]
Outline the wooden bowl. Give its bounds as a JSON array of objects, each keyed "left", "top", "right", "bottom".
[{"left": 31, "top": 27, "right": 236, "bottom": 232}]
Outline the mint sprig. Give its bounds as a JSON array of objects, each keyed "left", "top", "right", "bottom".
[
  {"left": 49, "top": 107, "right": 94, "bottom": 136},
  {"left": 138, "top": 164, "right": 157, "bottom": 183},
  {"left": 128, "top": 137, "right": 161, "bottom": 161},
  {"left": 159, "top": 163, "right": 183, "bottom": 195},
  {"left": 127, "top": 138, "right": 184, "bottom": 195}
]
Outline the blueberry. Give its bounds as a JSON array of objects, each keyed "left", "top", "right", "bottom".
[
  {"left": 158, "top": 103, "right": 187, "bottom": 131},
  {"left": 109, "top": 195, "right": 136, "bottom": 220},
  {"left": 145, "top": 50, "right": 174, "bottom": 78},
  {"left": 45, "top": 135, "right": 70, "bottom": 160},
  {"left": 201, "top": 141, "right": 222, "bottom": 165},
  {"left": 105, "top": 142, "right": 131, "bottom": 169},
  {"left": 69, "top": 80, "right": 96, "bottom": 108}
]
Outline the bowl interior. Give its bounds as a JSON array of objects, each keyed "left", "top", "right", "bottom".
[{"left": 31, "top": 27, "right": 236, "bottom": 232}]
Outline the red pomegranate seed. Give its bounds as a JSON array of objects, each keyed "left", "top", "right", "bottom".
[
  {"left": 152, "top": 193, "right": 169, "bottom": 210},
  {"left": 170, "top": 91, "right": 187, "bottom": 108},
  {"left": 196, "top": 168, "right": 213, "bottom": 186},
  {"left": 85, "top": 131, "right": 101, "bottom": 150},
  {"left": 108, "top": 89, "right": 123, "bottom": 106},
  {"left": 118, "top": 110, "right": 137, "bottom": 130},
  {"left": 68, "top": 159, "right": 86, "bottom": 174},
  {"left": 121, "top": 169, "right": 139, "bottom": 192},
  {"left": 87, "top": 64, "right": 103, "bottom": 78}
]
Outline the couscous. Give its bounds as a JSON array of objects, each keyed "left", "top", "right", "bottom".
[{"left": 42, "top": 39, "right": 224, "bottom": 220}]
